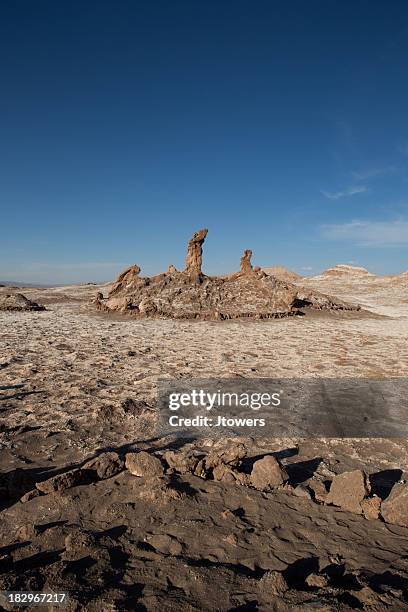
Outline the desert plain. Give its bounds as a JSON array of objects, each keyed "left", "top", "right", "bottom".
[{"left": 0, "top": 264, "right": 408, "bottom": 610}]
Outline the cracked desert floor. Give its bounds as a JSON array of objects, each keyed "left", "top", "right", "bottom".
[{"left": 0, "top": 271, "right": 408, "bottom": 610}]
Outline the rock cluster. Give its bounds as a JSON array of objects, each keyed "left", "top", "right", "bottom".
[
  {"left": 93, "top": 229, "right": 359, "bottom": 319},
  {"left": 20, "top": 448, "right": 408, "bottom": 531},
  {"left": 0, "top": 293, "right": 45, "bottom": 312}
]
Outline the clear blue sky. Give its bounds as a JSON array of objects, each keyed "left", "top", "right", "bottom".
[{"left": 1, "top": 0, "right": 407, "bottom": 284}]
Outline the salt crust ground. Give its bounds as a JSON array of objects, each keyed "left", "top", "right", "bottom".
[{"left": 0, "top": 273, "right": 408, "bottom": 610}]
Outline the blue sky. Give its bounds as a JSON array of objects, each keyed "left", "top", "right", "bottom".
[{"left": 1, "top": 0, "right": 408, "bottom": 284}]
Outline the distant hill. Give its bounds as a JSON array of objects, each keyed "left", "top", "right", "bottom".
[
  {"left": 0, "top": 280, "right": 51, "bottom": 288},
  {"left": 313, "top": 265, "right": 375, "bottom": 279},
  {"left": 263, "top": 266, "right": 303, "bottom": 283}
]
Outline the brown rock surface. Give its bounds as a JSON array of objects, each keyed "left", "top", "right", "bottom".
[
  {"left": 361, "top": 495, "right": 382, "bottom": 520},
  {"left": 109, "top": 264, "right": 141, "bottom": 297},
  {"left": 83, "top": 452, "right": 124, "bottom": 480},
  {"left": 326, "top": 469, "right": 370, "bottom": 514},
  {"left": 258, "top": 570, "right": 288, "bottom": 595},
  {"left": 35, "top": 468, "right": 90, "bottom": 494},
  {"left": 125, "top": 451, "right": 164, "bottom": 477},
  {"left": 164, "top": 450, "right": 201, "bottom": 474},
  {"left": 206, "top": 443, "right": 247, "bottom": 469},
  {"left": 381, "top": 482, "right": 408, "bottom": 527},
  {"left": 250, "top": 455, "right": 288, "bottom": 490}
]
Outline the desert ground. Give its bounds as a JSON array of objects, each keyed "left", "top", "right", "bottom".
[{"left": 1, "top": 266, "right": 408, "bottom": 610}]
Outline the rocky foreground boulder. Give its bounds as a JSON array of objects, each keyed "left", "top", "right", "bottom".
[
  {"left": 0, "top": 293, "right": 45, "bottom": 312},
  {"left": 93, "top": 229, "right": 359, "bottom": 320}
]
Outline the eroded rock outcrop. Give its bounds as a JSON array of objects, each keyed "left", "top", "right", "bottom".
[
  {"left": 93, "top": 229, "right": 359, "bottom": 319},
  {"left": 0, "top": 293, "right": 45, "bottom": 312},
  {"left": 240, "top": 249, "right": 253, "bottom": 274},
  {"left": 185, "top": 228, "right": 208, "bottom": 276}
]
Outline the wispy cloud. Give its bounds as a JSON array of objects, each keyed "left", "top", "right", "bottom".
[
  {"left": 398, "top": 143, "right": 408, "bottom": 155},
  {"left": 351, "top": 166, "right": 397, "bottom": 180},
  {"left": 321, "top": 219, "right": 408, "bottom": 246},
  {"left": 320, "top": 185, "right": 367, "bottom": 200}
]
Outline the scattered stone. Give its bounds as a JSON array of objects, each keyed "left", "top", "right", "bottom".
[
  {"left": 35, "top": 468, "right": 90, "bottom": 494},
  {"left": 354, "top": 585, "right": 382, "bottom": 605},
  {"left": 326, "top": 470, "right": 371, "bottom": 514},
  {"left": 164, "top": 450, "right": 201, "bottom": 474},
  {"left": 292, "top": 483, "right": 313, "bottom": 499},
  {"left": 206, "top": 443, "right": 247, "bottom": 469},
  {"left": 361, "top": 495, "right": 381, "bottom": 520},
  {"left": 83, "top": 452, "right": 124, "bottom": 480},
  {"left": 305, "top": 573, "right": 329, "bottom": 588},
  {"left": 258, "top": 570, "right": 288, "bottom": 596},
  {"left": 307, "top": 478, "right": 329, "bottom": 503},
  {"left": 232, "top": 471, "right": 251, "bottom": 486},
  {"left": 125, "top": 451, "right": 164, "bottom": 478},
  {"left": 381, "top": 482, "right": 408, "bottom": 527},
  {"left": 250, "top": 456, "right": 288, "bottom": 491},
  {"left": 20, "top": 489, "right": 41, "bottom": 503},
  {"left": 0, "top": 293, "right": 46, "bottom": 312},
  {"left": 212, "top": 464, "right": 228, "bottom": 481}
]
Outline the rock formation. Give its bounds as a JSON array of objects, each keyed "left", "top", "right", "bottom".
[
  {"left": 0, "top": 293, "right": 46, "bottom": 312},
  {"left": 185, "top": 228, "right": 208, "bottom": 276},
  {"left": 109, "top": 265, "right": 141, "bottom": 296},
  {"left": 240, "top": 249, "right": 253, "bottom": 274},
  {"left": 93, "top": 229, "right": 360, "bottom": 319}
]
